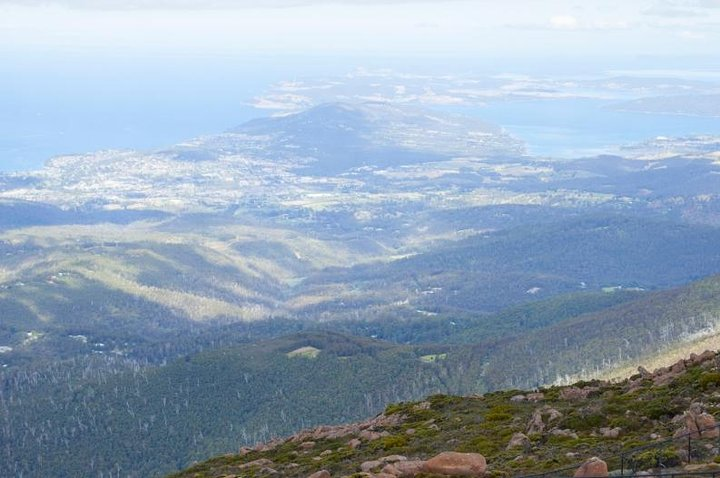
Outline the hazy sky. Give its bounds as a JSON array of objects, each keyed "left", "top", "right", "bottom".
[{"left": 2, "top": 0, "right": 720, "bottom": 59}]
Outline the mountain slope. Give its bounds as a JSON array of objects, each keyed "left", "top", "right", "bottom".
[
  {"left": 230, "top": 102, "right": 525, "bottom": 173},
  {"left": 0, "top": 332, "right": 466, "bottom": 478},
  {"left": 305, "top": 215, "right": 720, "bottom": 316},
  {"left": 169, "top": 350, "right": 720, "bottom": 478},
  {"left": 6, "top": 274, "right": 720, "bottom": 477}
]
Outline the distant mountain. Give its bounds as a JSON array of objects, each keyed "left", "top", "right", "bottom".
[
  {"left": 305, "top": 215, "right": 720, "bottom": 316},
  {"left": 228, "top": 102, "right": 525, "bottom": 173}
]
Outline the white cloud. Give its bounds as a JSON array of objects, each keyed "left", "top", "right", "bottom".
[
  {"left": 1, "top": 0, "right": 718, "bottom": 58},
  {"left": 549, "top": 14, "right": 579, "bottom": 29},
  {"left": 677, "top": 29, "right": 706, "bottom": 39}
]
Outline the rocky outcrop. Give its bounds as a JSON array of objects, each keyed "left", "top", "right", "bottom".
[
  {"left": 423, "top": 452, "right": 487, "bottom": 477},
  {"left": 267, "top": 411, "right": 400, "bottom": 452},
  {"left": 675, "top": 402, "right": 719, "bottom": 439},
  {"left": 526, "top": 406, "right": 563, "bottom": 434},
  {"left": 648, "top": 351, "right": 717, "bottom": 386},
  {"left": 510, "top": 392, "right": 545, "bottom": 403},
  {"left": 237, "top": 458, "right": 275, "bottom": 470},
  {"left": 573, "top": 457, "right": 608, "bottom": 477},
  {"left": 560, "top": 386, "right": 600, "bottom": 401}
]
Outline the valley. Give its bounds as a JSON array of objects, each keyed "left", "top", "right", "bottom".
[{"left": 1, "top": 102, "right": 720, "bottom": 477}]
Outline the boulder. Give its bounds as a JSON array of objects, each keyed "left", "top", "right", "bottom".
[
  {"left": 348, "top": 438, "right": 362, "bottom": 449},
  {"left": 679, "top": 403, "right": 719, "bottom": 439},
  {"left": 546, "top": 408, "right": 563, "bottom": 422},
  {"left": 560, "top": 387, "right": 598, "bottom": 400},
  {"left": 527, "top": 409, "right": 545, "bottom": 434},
  {"left": 527, "top": 406, "right": 563, "bottom": 434},
  {"left": 637, "top": 366, "right": 652, "bottom": 379},
  {"left": 574, "top": 457, "right": 608, "bottom": 477},
  {"left": 599, "top": 427, "right": 621, "bottom": 439},
  {"left": 423, "top": 452, "right": 487, "bottom": 477},
  {"left": 361, "top": 460, "right": 383, "bottom": 473},
  {"left": 382, "top": 460, "right": 426, "bottom": 477},
  {"left": 506, "top": 432, "right": 531, "bottom": 451},
  {"left": 360, "top": 430, "right": 390, "bottom": 441},
  {"left": 379, "top": 455, "right": 408, "bottom": 463},
  {"left": 238, "top": 458, "right": 274, "bottom": 470},
  {"left": 308, "top": 471, "right": 331, "bottom": 478},
  {"left": 551, "top": 429, "right": 579, "bottom": 440},
  {"left": 670, "top": 360, "right": 686, "bottom": 374}
]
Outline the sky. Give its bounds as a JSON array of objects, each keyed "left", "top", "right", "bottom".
[
  {"left": 2, "top": 0, "right": 720, "bottom": 172},
  {"left": 1, "top": 0, "right": 720, "bottom": 59}
]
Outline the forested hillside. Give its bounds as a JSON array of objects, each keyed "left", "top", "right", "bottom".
[
  {"left": 171, "top": 349, "right": 720, "bottom": 478},
  {"left": 5, "top": 275, "right": 720, "bottom": 477}
]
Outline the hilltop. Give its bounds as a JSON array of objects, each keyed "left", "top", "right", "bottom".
[{"left": 171, "top": 350, "right": 720, "bottom": 478}]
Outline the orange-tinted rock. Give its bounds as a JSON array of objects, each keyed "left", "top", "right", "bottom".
[
  {"left": 423, "top": 452, "right": 487, "bottom": 476},
  {"left": 382, "top": 460, "right": 426, "bottom": 477},
  {"left": 573, "top": 457, "right": 608, "bottom": 477},
  {"left": 308, "top": 471, "right": 331, "bottom": 478},
  {"left": 683, "top": 403, "right": 719, "bottom": 439},
  {"left": 361, "top": 460, "right": 383, "bottom": 472}
]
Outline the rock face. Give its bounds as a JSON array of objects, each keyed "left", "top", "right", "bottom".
[
  {"left": 573, "top": 457, "right": 608, "bottom": 477},
  {"left": 677, "top": 402, "right": 719, "bottom": 439},
  {"left": 422, "top": 452, "right": 487, "bottom": 477},
  {"left": 526, "top": 406, "right": 563, "bottom": 434}
]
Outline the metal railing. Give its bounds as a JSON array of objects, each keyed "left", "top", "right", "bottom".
[{"left": 516, "top": 420, "right": 720, "bottom": 478}]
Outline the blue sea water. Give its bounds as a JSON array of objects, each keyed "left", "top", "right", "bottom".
[
  {"left": 447, "top": 98, "right": 720, "bottom": 158},
  {"left": 2, "top": 53, "right": 720, "bottom": 172},
  {"left": 0, "top": 55, "right": 293, "bottom": 172}
]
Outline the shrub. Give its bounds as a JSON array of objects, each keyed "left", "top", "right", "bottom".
[{"left": 631, "top": 447, "right": 681, "bottom": 470}]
